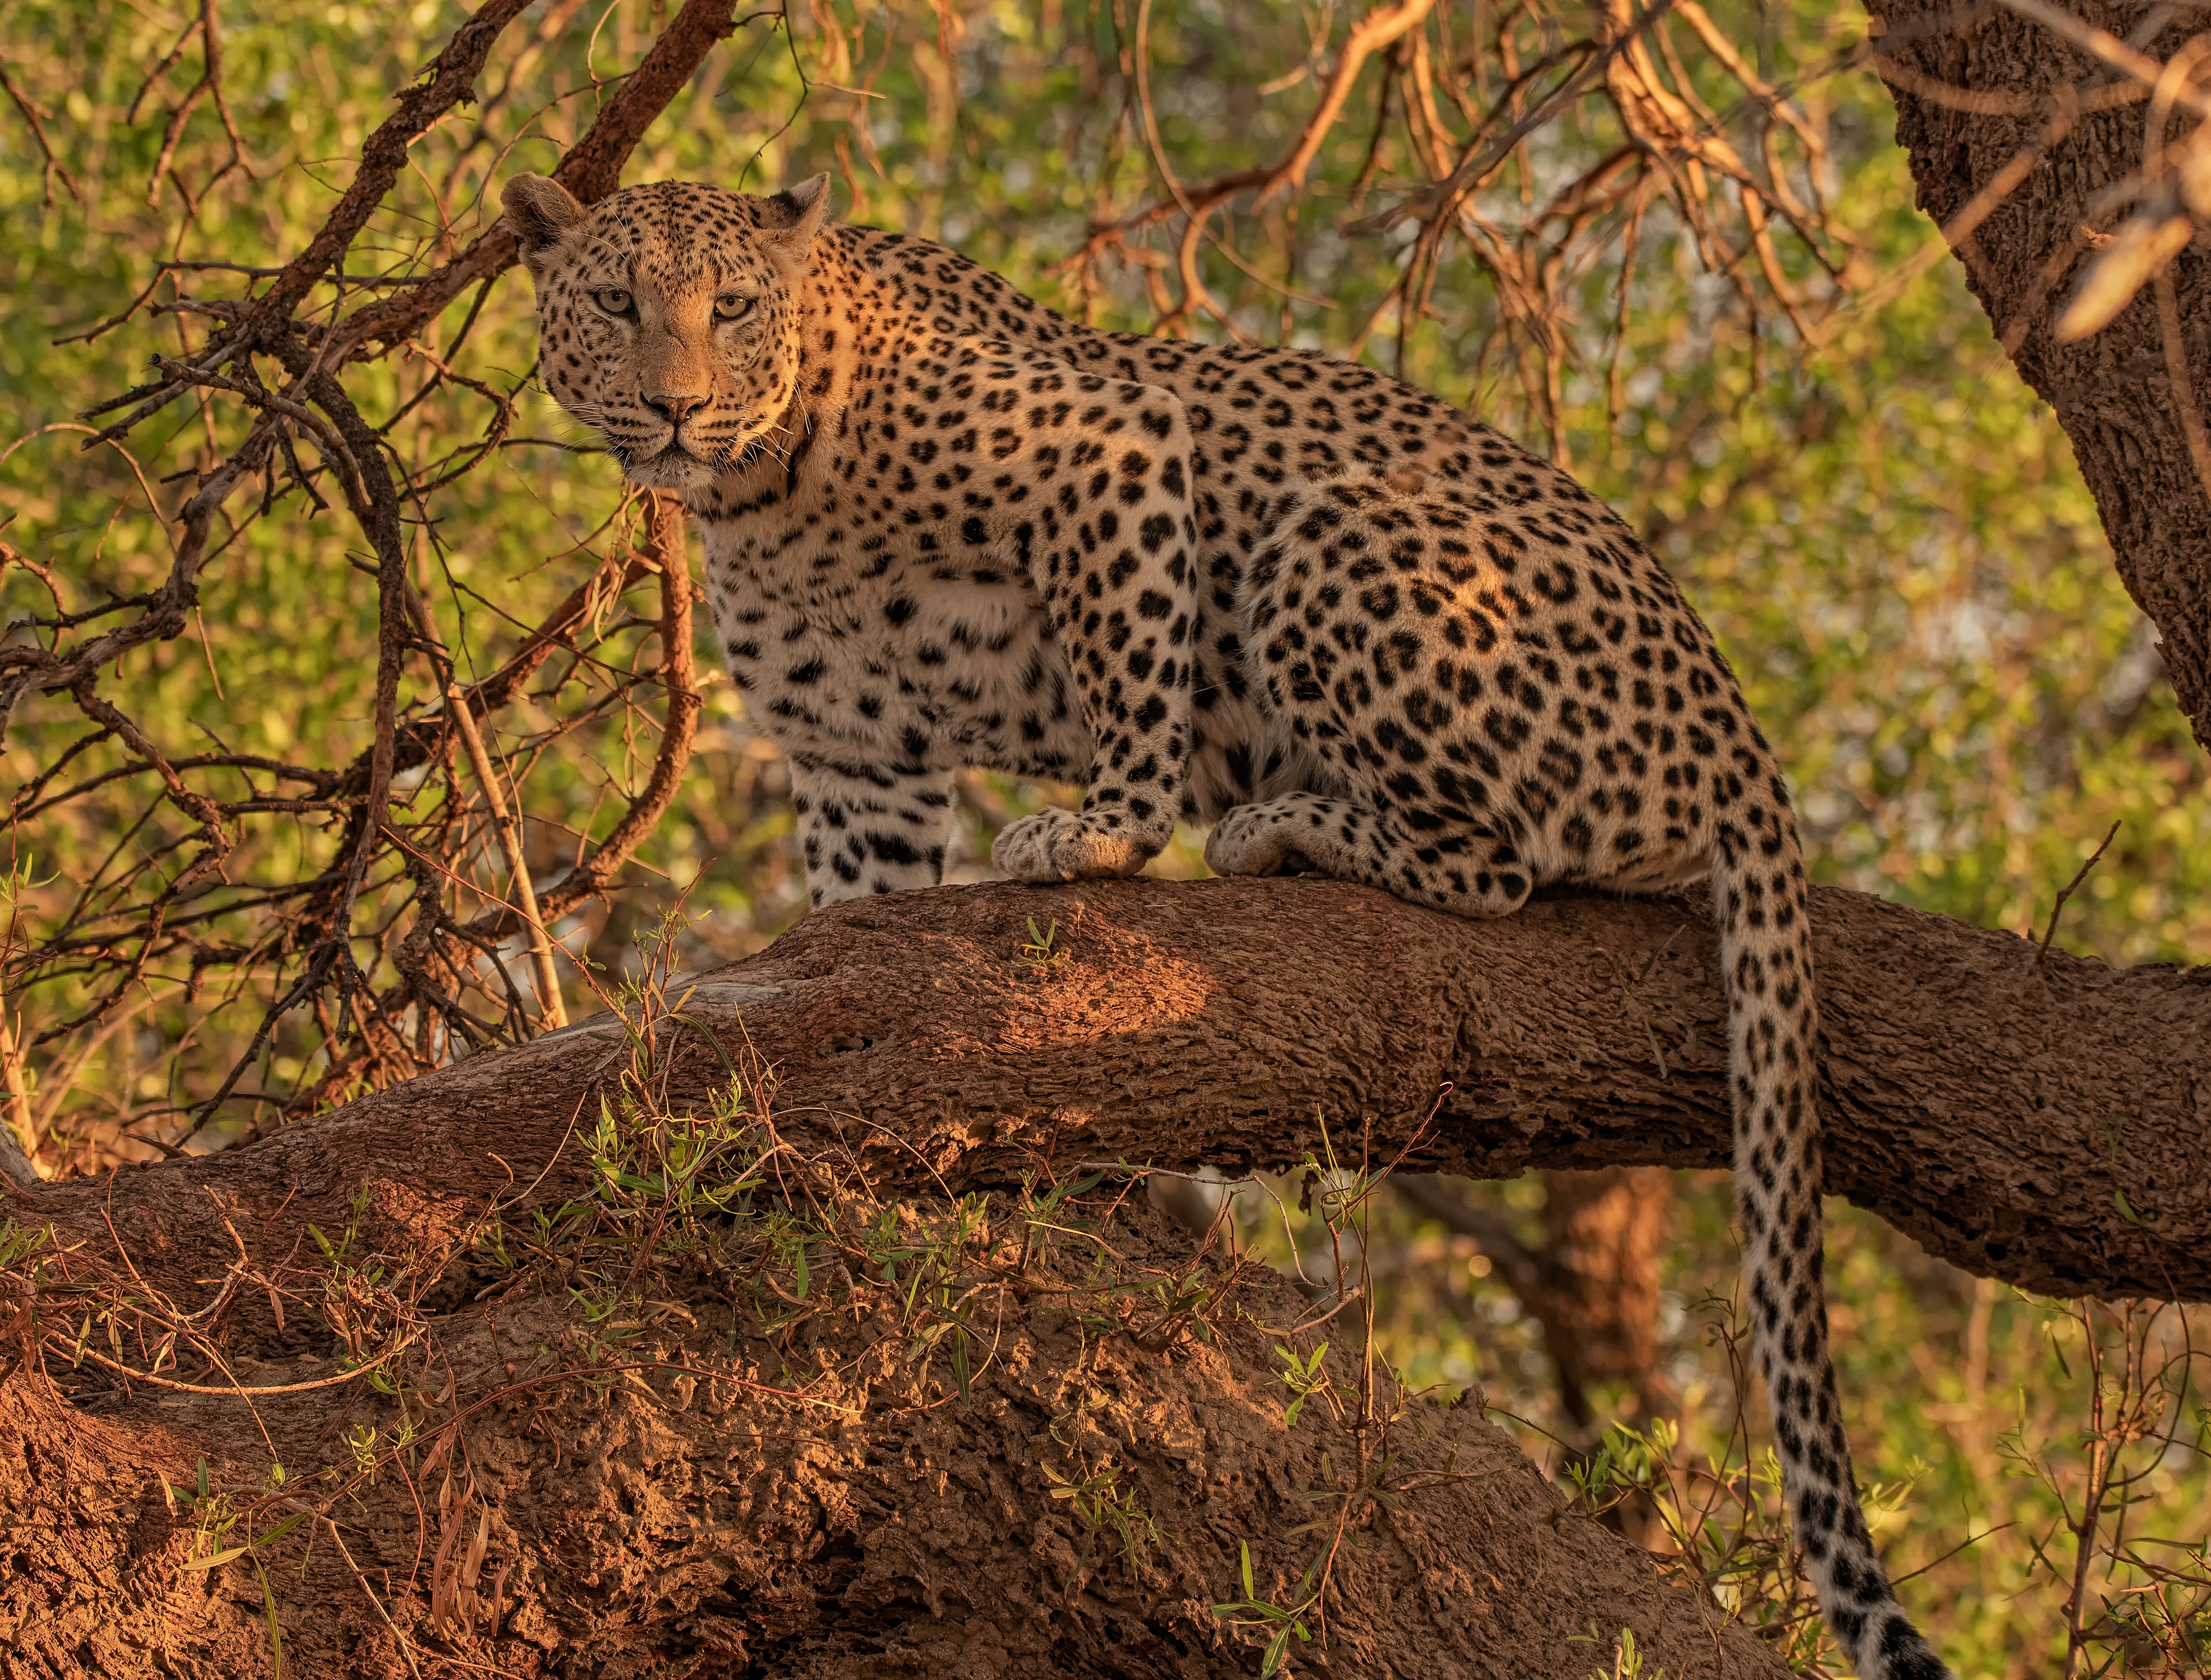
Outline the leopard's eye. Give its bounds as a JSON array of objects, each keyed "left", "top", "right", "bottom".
[
  {"left": 713, "top": 294, "right": 754, "bottom": 323},
  {"left": 593, "top": 287, "right": 633, "bottom": 317}
]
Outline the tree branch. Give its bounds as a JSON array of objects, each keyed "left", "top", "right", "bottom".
[
  {"left": 333, "top": 0, "right": 757, "bottom": 362},
  {"left": 10, "top": 878, "right": 2203, "bottom": 1304},
  {"left": 254, "top": 0, "right": 535, "bottom": 322}
]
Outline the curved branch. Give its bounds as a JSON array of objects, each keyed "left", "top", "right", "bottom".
[{"left": 530, "top": 493, "right": 699, "bottom": 923}]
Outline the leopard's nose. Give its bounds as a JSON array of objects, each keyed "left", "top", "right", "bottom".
[{"left": 643, "top": 392, "right": 708, "bottom": 427}]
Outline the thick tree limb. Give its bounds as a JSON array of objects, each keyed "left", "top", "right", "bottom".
[
  {"left": 1865, "top": 0, "right": 2211, "bottom": 749},
  {"left": 7, "top": 878, "right": 2203, "bottom": 1304}
]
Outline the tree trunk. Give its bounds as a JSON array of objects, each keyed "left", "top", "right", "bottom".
[
  {"left": 1535, "top": 1169, "right": 1677, "bottom": 1431},
  {"left": 1866, "top": 0, "right": 2211, "bottom": 748},
  {"left": 1, "top": 1194, "right": 1793, "bottom": 1679},
  {"left": 1395, "top": 1171, "right": 1677, "bottom": 1433}
]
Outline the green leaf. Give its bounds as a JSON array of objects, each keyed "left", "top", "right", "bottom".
[
  {"left": 256, "top": 1510, "right": 309, "bottom": 1549},
  {"left": 255, "top": 1556, "right": 285, "bottom": 1678},
  {"left": 2115, "top": 1187, "right": 2160, "bottom": 1227},
  {"left": 180, "top": 1543, "right": 252, "bottom": 1572}
]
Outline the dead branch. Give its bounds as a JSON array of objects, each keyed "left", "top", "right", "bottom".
[
  {"left": 0, "top": 54, "right": 80, "bottom": 205},
  {"left": 333, "top": 0, "right": 764, "bottom": 364},
  {"left": 3, "top": 0, "right": 754, "bottom": 1148},
  {"left": 1068, "top": 0, "right": 1862, "bottom": 421},
  {"left": 523, "top": 492, "right": 701, "bottom": 929}
]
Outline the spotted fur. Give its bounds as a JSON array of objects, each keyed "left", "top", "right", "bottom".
[{"left": 504, "top": 170, "right": 1950, "bottom": 1679}]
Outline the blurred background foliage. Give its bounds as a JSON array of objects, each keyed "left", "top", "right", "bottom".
[{"left": 2, "top": 0, "right": 2206, "bottom": 1674}]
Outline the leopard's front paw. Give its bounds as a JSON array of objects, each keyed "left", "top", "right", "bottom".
[
  {"left": 991, "top": 808, "right": 1157, "bottom": 883},
  {"left": 1203, "top": 802, "right": 1316, "bottom": 879}
]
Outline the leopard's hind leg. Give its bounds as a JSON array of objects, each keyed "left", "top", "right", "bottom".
[
  {"left": 1204, "top": 475, "right": 1551, "bottom": 919},
  {"left": 1203, "top": 792, "right": 1534, "bottom": 918}
]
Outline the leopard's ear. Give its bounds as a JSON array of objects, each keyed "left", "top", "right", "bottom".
[
  {"left": 502, "top": 174, "right": 586, "bottom": 277},
  {"left": 762, "top": 173, "right": 832, "bottom": 251}
]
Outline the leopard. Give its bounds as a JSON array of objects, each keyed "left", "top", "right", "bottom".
[{"left": 502, "top": 168, "right": 1950, "bottom": 1680}]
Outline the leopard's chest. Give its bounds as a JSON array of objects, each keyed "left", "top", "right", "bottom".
[{"left": 695, "top": 506, "right": 1093, "bottom": 778}]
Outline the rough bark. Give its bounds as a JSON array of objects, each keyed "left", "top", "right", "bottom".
[
  {"left": 1866, "top": 0, "right": 2211, "bottom": 749},
  {"left": 5, "top": 875, "right": 2204, "bottom": 1307},
  {"left": 0, "top": 1200, "right": 1793, "bottom": 1679}
]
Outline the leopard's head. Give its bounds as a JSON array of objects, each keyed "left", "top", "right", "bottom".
[{"left": 500, "top": 174, "right": 831, "bottom": 491}]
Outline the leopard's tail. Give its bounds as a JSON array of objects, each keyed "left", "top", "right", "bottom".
[{"left": 1708, "top": 806, "right": 1950, "bottom": 1680}]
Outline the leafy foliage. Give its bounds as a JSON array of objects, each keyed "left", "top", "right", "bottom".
[{"left": 1231, "top": 1165, "right": 2211, "bottom": 1678}]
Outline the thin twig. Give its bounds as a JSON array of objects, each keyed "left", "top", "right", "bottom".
[
  {"left": 2037, "top": 820, "right": 2123, "bottom": 963},
  {"left": 0, "top": 57, "right": 81, "bottom": 204}
]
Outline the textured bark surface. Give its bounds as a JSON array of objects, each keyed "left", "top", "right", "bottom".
[
  {"left": 6, "top": 875, "right": 2205, "bottom": 1302},
  {"left": 1865, "top": 0, "right": 2211, "bottom": 747},
  {"left": 0, "top": 1204, "right": 1789, "bottom": 1679}
]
